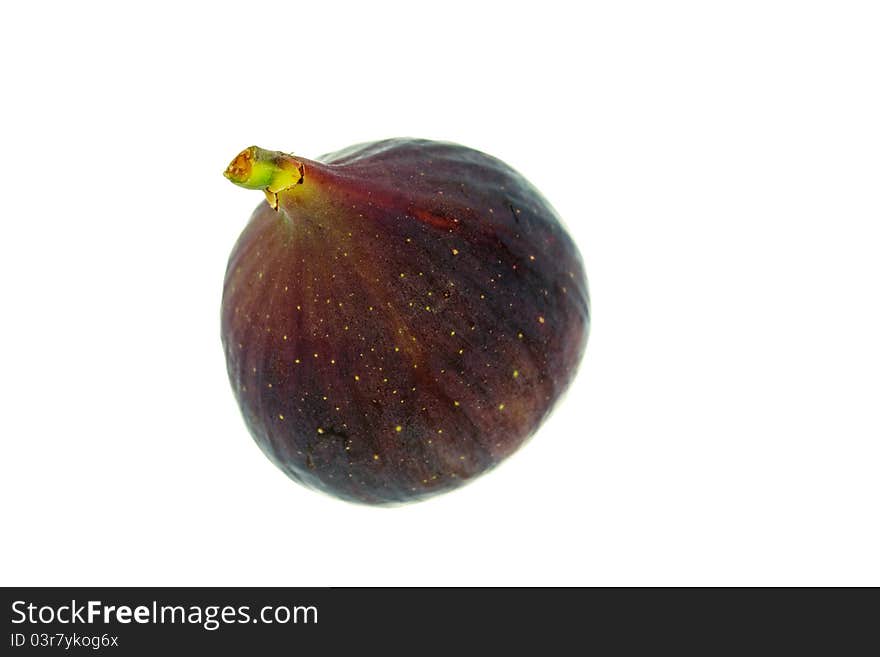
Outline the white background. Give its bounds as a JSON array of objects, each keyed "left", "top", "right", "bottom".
[{"left": 1, "top": 1, "right": 878, "bottom": 586}]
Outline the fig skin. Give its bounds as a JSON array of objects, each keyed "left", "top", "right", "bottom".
[{"left": 222, "top": 139, "right": 589, "bottom": 505}]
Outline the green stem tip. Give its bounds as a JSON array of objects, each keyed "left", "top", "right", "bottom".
[{"left": 224, "top": 146, "right": 305, "bottom": 208}]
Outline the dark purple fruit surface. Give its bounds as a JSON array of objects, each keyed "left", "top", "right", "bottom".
[{"left": 221, "top": 139, "right": 589, "bottom": 504}]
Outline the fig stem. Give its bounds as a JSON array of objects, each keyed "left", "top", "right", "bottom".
[{"left": 224, "top": 146, "right": 305, "bottom": 208}]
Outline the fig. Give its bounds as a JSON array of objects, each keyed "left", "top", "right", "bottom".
[{"left": 221, "top": 139, "right": 589, "bottom": 504}]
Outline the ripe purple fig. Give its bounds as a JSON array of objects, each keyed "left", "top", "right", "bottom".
[{"left": 222, "top": 139, "right": 589, "bottom": 504}]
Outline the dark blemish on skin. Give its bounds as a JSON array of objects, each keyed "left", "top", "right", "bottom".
[{"left": 506, "top": 200, "right": 520, "bottom": 225}]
